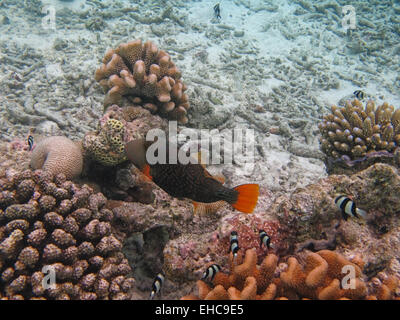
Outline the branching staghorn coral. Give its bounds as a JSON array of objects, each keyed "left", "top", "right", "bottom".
[
  {"left": 318, "top": 99, "right": 400, "bottom": 173},
  {"left": 95, "top": 39, "right": 189, "bottom": 124},
  {"left": 0, "top": 169, "right": 135, "bottom": 300}
]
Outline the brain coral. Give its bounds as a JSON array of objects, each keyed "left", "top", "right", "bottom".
[
  {"left": 318, "top": 99, "right": 400, "bottom": 173},
  {"left": 30, "top": 136, "right": 83, "bottom": 180},
  {"left": 0, "top": 169, "right": 135, "bottom": 300},
  {"left": 95, "top": 39, "right": 189, "bottom": 124}
]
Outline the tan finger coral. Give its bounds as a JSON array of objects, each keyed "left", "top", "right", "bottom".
[
  {"left": 95, "top": 39, "right": 189, "bottom": 124},
  {"left": 279, "top": 250, "right": 365, "bottom": 300},
  {"left": 318, "top": 99, "right": 400, "bottom": 173},
  {"left": 30, "top": 136, "right": 83, "bottom": 180}
]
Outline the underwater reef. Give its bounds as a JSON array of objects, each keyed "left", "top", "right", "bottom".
[
  {"left": 83, "top": 104, "right": 167, "bottom": 167},
  {"left": 0, "top": 0, "right": 400, "bottom": 298}
]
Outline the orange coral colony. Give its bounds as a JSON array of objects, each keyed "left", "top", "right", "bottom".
[{"left": 181, "top": 249, "right": 400, "bottom": 300}]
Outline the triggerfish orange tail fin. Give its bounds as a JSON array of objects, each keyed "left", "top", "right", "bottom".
[{"left": 231, "top": 184, "right": 259, "bottom": 214}]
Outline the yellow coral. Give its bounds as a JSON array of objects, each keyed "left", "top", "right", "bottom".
[{"left": 82, "top": 119, "right": 127, "bottom": 166}]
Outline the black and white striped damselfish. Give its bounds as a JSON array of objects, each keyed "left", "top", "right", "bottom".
[
  {"left": 28, "top": 135, "right": 34, "bottom": 151},
  {"left": 202, "top": 264, "right": 221, "bottom": 281},
  {"left": 214, "top": 3, "right": 221, "bottom": 19},
  {"left": 229, "top": 231, "right": 239, "bottom": 258},
  {"left": 335, "top": 195, "right": 367, "bottom": 220},
  {"left": 353, "top": 90, "right": 365, "bottom": 100},
  {"left": 259, "top": 229, "right": 273, "bottom": 249},
  {"left": 150, "top": 272, "right": 165, "bottom": 300}
]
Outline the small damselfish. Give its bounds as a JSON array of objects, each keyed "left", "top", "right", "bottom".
[
  {"left": 201, "top": 264, "right": 221, "bottom": 281},
  {"left": 353, "top": 90, "right": 365, "bottom": 100},
  {"left": 259, "top": 229, "right": 273, "bottom": 249},
  {"left": 335, "top": 195, "right": 367, "bottom": 220},
  {"left": 150, "top": 272, "right": 165, "bottom": 300},
  {"left": 27, "top": 135, "right": 34, "bottom": 151},
  {"left": 229, "top": 231, "right": 239, "bottom": 258},
  {"left": 214, "top": 3, "right": 221, "bottom": 19}
]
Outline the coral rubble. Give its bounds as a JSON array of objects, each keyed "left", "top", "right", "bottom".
[
  {"left": 0, "top": 169, "right": 135, "bottom": 300},
  {"left": 94, "top": 39, "right": 189, "bottom": 124},
  {"left": 318, "top": 99, "right": 400, "bottom": 174}
]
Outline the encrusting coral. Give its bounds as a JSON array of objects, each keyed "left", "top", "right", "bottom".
[
  {"left": 0, "top": 169, "right": 135, "bottom": 300},
  {"left": 95, "top": 39, "right": 190, "bottom": 124},
  {"left": 82, "top": 104, "right": 167, "bottom": 167},
  {"left": 83, "top": 118, "right": 127, "bottom": 167},
  {"left": 318, "top": 99, "right": 400, "bottom": 174},
  {"left": 181, "top": 248, "right": 400, "bottom": 300},
  {"left": 30, "top": 136, "right": 83, "bottom": 180}
]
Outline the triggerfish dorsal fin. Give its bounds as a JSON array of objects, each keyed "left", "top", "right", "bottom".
[{"left": 231, "top": 184, "right": 259, "bottom": 214}]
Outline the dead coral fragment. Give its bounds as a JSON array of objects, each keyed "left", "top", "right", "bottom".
[{"left": 95, "top": 39, "right": 189, "bottom": 124}]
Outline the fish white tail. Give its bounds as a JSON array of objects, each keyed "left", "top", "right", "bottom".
[{"left": 356, "top": 208, "right": 367, "bottom": 219}]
